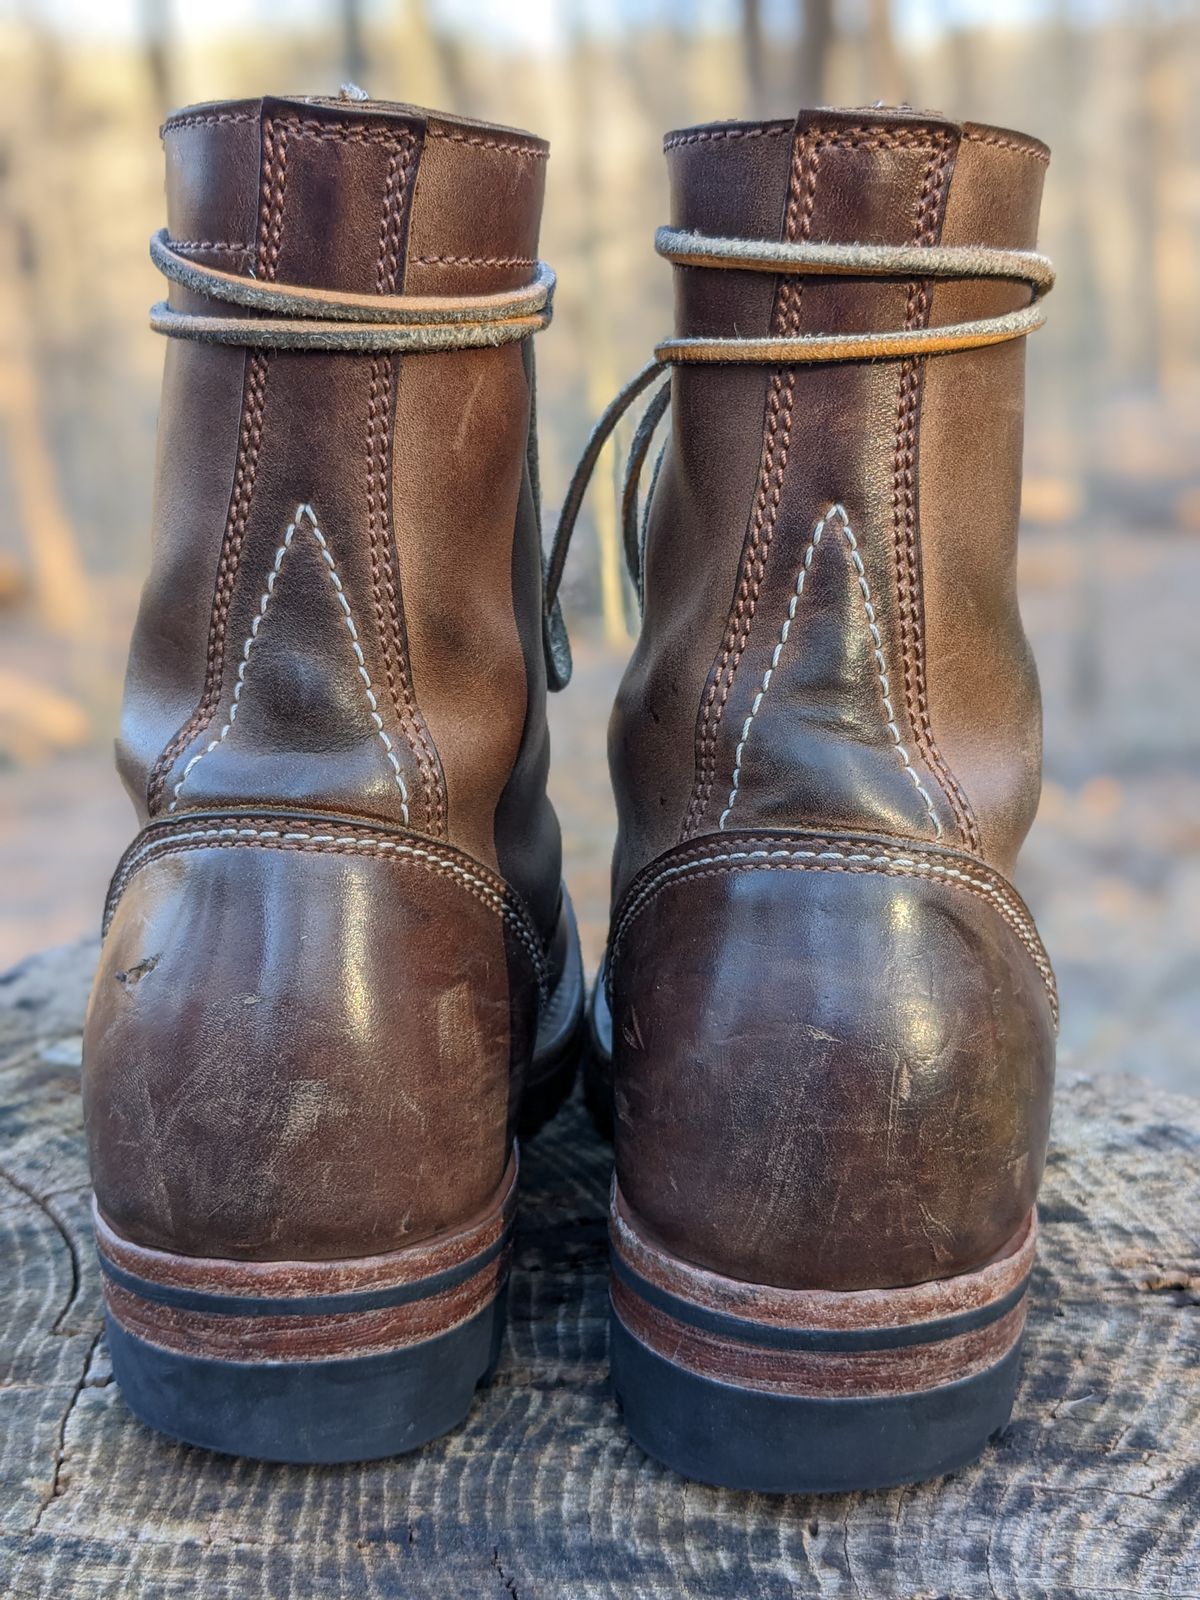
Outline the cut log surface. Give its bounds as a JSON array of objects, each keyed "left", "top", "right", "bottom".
[{"left": 1, "top": 939, "right": 1197, "bottom": 1599}]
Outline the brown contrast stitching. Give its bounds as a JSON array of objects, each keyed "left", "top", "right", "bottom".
[
  {"left": 425, "top": 128, "right": 547, "bottom": 159},
  {"left": 610, "top": 836, "right": 1057, "bottom": 1020},
  {"left": 146, "top": 116, "right": 287, "bottom": 813},
  {"left": 160, "top": 110, "right": 546, "bottom": 159},
  {"left": 808, "top": 129, "right": 945, "bottom": 151},
  {"left": 260, "top": 119, "right": 414, "bottom": 147},
  {"left": 684, "top": 122, "right": 967, "bottom": 839},
  {"left": 367, "top": 132, "right": 445, "bottom": 837},
  {"left": 684, "top": 132, "right": 817, "bottom": 838},
  {"left": 962, "top": 130, "right": 1049, "bottom": 164},
  {"left": 416, "top": 253, "right": 536, "bottom": 268},
  {"left": 665, "top": 124, "right": 955, "bottom": 155},
  {"left": 889, "top": 133, "right": 981, "bottom": 851},
  {"left": 104, "top": 820, "right": 549, "bottom": 988},
  {"left": 168, "top": 239, "right": 253, "bottom": 256},
  {"left": 376, "top": 137, "right": 407, "bottom": 305},
  {"left": 161, "top": 110, "right": 257, "bottom": 135},
  {"left": 664, "top": 125, "right": 791, "bottom": 151}
]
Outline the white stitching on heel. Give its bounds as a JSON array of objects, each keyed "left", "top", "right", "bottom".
[
  {"left": 719, "top": 504, "right": 941, "bottom": 838},
  {"left": 169, "top": 502, "right": 411, "bottom": 824}
]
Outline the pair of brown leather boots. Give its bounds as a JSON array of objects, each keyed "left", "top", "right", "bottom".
[{"left": 83, "top": 95, "right": 1057, "bottom": 1492}]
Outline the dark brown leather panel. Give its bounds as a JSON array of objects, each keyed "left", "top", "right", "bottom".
[
  {"left": 85, "top": 833, "right": 538, "bottom": 1260},
  {"left": 117, "top": 108, "right": 262, "bottom": 820},
  {"left": 400, "top": 116, "right": 553, "bottom": 901},
  {"left": 918, "top": 132, "right": 1049, "bottom": 874},
  {"left": 89, "top": 98, "right": 567, "bottom": 1280},
  {"left": 493, "top": 346, "right": 562, "bottom": 938},
  {"left": 118, "top": 93, "right": 562, "bottom": 931},
  {"left": 610, "top": 111, "right": 1007, "bottom": 901},
  {"left": 388, "top": 344, "right": 533, "bottom": 869},
  {"left": 129, "top": 98, "right": 451, "bottom": 829},
  {"left": 404, "top": 112, "right": 547, "bottom": 297},
  {"left": 390, "top": 127, "right": 556, "bottom": 923},
  {"left": 609, "top": 833, "right": 1056, "bottom": 1292},
  {"left": 609, "top": 123, "right": 790, "bottom": 902},
  {"left": 682, "top": 117, "right": 963, "bottom": 848}
]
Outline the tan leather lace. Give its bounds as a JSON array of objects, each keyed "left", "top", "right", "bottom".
[
  {"left": 148, "top": 228, "right": 555, "bottom": 352},
  {"left": 542, "top": 228, "right": 1054, "bottom": 689}
]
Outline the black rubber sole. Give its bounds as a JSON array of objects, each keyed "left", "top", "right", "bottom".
[
  {"left": 610, "top": 1309, "right": 1023, "bottom": 1494},
  {"left": 106, "top": 1288, "right": 507, "bottom": 1464}
]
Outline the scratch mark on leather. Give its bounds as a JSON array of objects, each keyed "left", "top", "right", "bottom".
[
  {"left": 168, "top": 503, "right": 411, "bottom": 824},
  {"left": 719, "top": 504, "right": 942, "bottom": 837}
]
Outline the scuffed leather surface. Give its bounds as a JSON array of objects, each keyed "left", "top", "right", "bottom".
[
  {"left": 89, "top": 98, "right": 562, "bottom": 1265},
  {"left": 609, "top": 834, "right": 1056, "bottom": 1292},
  {"left": 85, "top": 835, "right": 539, "bottom": 1260}
]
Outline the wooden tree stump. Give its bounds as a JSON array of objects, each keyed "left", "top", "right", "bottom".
[{"left": 1, "top": 939, "right": 1197, "bottom": 1598}]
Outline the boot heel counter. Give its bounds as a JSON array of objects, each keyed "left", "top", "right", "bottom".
[
  {"left": 84, "top": 822, "right": 543, "bottom": 1259},
  {"left": 609, "top": 833, "right": 1056, "bottom": 1292}
]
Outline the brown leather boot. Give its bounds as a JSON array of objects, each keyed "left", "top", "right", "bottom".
[
  {"left": 82, "top": 96, "right": 583, "bottom": 1462},
  {"left": 573, "top": 108, "right": 1058, "bottom": 1491}
]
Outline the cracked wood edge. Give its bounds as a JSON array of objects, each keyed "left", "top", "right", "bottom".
[{"left": 1, "top": 937, "right": 1198, "bottom": 1599}]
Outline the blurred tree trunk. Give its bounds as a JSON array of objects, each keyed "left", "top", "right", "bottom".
[
  {"left": 340, "top": 0, "right": 367, "bottom": 89},
  {"left": 568, "top": 14, "right": 631, "bottom": 645},
  {"left": 0, "top": 27, "right": 91, "bottom": 644},
  {"left": 139, "top": 0, "right": 174, "bottom": 118},
  {"left": 866, "top": 0, "right": 906, "bottom": 105},
  {"left": 403, "top": 0, "right": 471, "bottom": 112},
  {"left": 797, "top": 0, "right": 834, "bottom": 106},
  {"left": 742, "top": 0, "right": 767, "bottom": 115},
  {"left": 1142, "top": 3, "right": 1195, "bottom": 397}
]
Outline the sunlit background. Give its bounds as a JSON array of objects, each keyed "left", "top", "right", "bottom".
[{"left": 1, "top": 0, "right": 1197, "bottom": 1090}]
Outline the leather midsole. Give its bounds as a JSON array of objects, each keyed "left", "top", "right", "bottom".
[
  {"left": 610, "top": 1184, "right": 1034, "bottom": 1399},
  {"left": 95, "top": 1153, "right": 517, "bottom": 1362}
]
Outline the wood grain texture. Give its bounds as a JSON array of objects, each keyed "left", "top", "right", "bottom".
[{"left": 1, "top": 937, "right": 1198, "bottom": 1599}]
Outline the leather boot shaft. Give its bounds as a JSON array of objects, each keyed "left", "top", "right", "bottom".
[
  {"left": 610, "top": 109, "right": 1049, "bottom": 896},
  {"left": 120, "top": 96, "right": 559, "bottom": 929},
  {"left": 85, "top": 99, "right": 576, "bottom": 1268}
]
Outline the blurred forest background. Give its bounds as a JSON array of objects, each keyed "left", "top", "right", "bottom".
[{"left": 0, "top": 0, "right": 1197, "bottom": 1089}]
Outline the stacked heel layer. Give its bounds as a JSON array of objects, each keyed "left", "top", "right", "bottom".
[
  {"left": 96, "top": 1155, "right": 518, "bottom": 1463},
  {"left": 609, "top": 1186, "right": 1036, "bottom": 1494}
]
